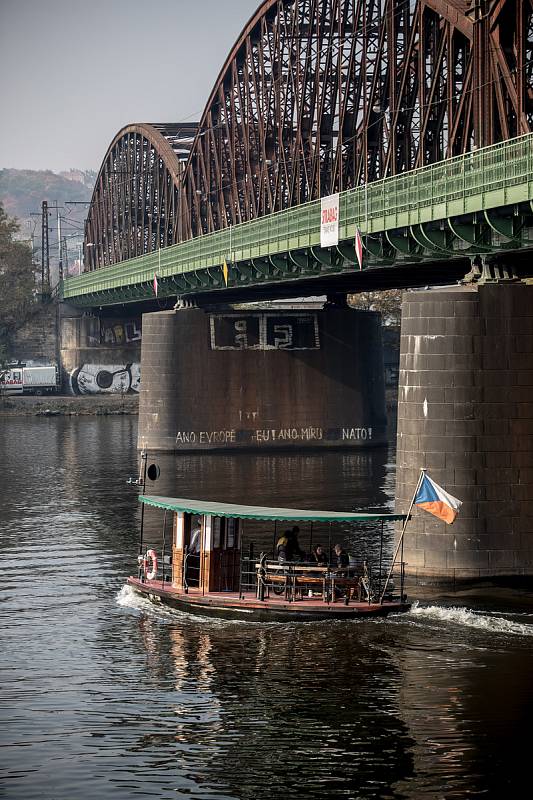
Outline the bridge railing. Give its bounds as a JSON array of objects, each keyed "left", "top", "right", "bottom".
[{"left": 64, "top": 133, "right": 533, "bottom": 299}]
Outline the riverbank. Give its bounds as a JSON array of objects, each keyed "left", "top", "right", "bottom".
[{"left": 0, "top": 394, "right": 139, "bottom": 416}]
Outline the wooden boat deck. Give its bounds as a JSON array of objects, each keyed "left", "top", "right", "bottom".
[{"left": 127, "top": 576, "right": 410, "bottom": 620}]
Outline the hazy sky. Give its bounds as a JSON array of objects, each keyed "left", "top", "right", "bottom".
[{"left": 0, "top": 0, "right": 261, "bottom": 172}]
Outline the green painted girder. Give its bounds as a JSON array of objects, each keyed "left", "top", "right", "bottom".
[
  {"left": 233, "top": 261, "right": 253, "bottom": 281},
  {"left": 411, "top": 224, "right": 456, "bottom": 255},
  {"left": 385, "top": 230, "right": 423, "bottom": 258},
  {"left": 364, "top": 234, "right": 395, "bottom": 264},
  {"left": 310, "top": 246, "right": 343, "bottom": 268},
  {"left": 63, "top": 132, "right": 533, "bottom": 305},
  {"left": 337, "top": 241, "right": 358, "bottom": 265},
  {"left": 484, "top": 209, "right": 533, "bottom": 246},
  {"left": 250, "top": 257, "right": 271, "bottom": 278},
  {"left": 290, "top": 248, "right": 321, "bottom": 274},
  {"left": 447, "top": 218, "right": 494, "bottom": 253},
  {"left": 289, "top": 249, "right": 317, "bottom": 271},
  {"left": 269, "top": 253, "right": 292, "bottom": 273}
]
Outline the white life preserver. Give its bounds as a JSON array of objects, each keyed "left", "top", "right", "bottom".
[{"left": 143, "top": 549, "right": 158, "bottom": 581}]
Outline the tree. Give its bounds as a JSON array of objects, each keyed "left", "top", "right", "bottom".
[
  {"left": 0, "top": 203, "right": 37, "bottom": 350},
  {"left": 348, "top": 289, "right": 403, "bottom": 326}
]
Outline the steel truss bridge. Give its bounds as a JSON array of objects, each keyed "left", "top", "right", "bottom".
[{"left": 63, "top": 0, "right": 533, "bottom": 308}]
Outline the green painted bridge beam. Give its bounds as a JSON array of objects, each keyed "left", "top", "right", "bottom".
[
  {"left": 310, "top": 246, "right": 343, "bottom": 268},
  {"left": 62, "top": 133, "right": 533, "bottom": 306},
  {"left": 385, "top": 230, "right": 423, "bottom": 258},
  {"left": 447, "top": 219, "right": 493, "bottom": 253}
]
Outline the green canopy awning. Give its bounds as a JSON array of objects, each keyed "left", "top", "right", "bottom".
[{"left": 139, "top": 495, "right": 407, "bottom": 523}]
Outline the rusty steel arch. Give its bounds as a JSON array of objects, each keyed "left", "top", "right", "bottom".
[
  {"left": 84, "top": 123, "right": 197, "bottom": 270},
  {"left": 86, "top": 0, "right": 533, "bottom": 269}
]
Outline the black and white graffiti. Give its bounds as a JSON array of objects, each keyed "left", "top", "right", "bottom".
[{"left": 70, "top": 363, "right": 141, "bottom": 395}]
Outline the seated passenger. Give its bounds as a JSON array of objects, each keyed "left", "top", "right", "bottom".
[
  {"left": 276, "top": 530, "right": 291, "bottom": 562},
  {"left": 312, "top": 544, "right": 328, "bottom": 566},
  {"left": 277, "top": 528, "right": 305, "bottom": 562},
  {"left": 334, "top": 543, "right": 350, "bottom": 573}
]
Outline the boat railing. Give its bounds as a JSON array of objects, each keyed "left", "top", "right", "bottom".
[
  {"left": 248, "top": 556, "right": 407, "bottom": 605},
  {"left": 239, "top": 554, "right": 259, "bottom": 598}
]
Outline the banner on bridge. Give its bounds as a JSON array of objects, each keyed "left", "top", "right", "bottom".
[{"left": 320, "top": 193, "right": 339, "bottom": 248}]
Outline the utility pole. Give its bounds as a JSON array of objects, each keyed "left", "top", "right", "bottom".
[
  {"left": 61, "top": 236, "right": 68, "bottom": 277},
  {"left": 41, "top": 200, "right": 50, "bottom": 299},
  {"left": 57, "top": 208, "right": 62, "bottom": 283}
]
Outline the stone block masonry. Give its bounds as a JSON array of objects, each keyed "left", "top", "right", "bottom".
[
  {"left": 138, "top": 307, "right": 387, "bottom": 451},
  {"left": 7, "top": 302, "right": 58, "bottom": 364},
  {"left": 396, "top": 284, "right": 533, "bottom": 585}
]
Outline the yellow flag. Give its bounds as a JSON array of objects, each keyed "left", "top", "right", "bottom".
[{"left": 222, "top": 258, "right": 229, "bottom": 286}]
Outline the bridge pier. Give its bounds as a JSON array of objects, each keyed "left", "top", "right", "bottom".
[
  {"left": 396, "top": 283, "right": 533, "bottom": 586},
  {"left": 138, "top": 305, "right": 387, "bottom": 451}
]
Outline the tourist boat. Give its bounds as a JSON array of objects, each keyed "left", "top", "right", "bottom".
[{"left": 127, "top": 494, "right": 411, "bottom": 621}]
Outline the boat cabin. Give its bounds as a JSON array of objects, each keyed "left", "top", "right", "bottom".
[
  {"left": 134, "top": 495, "right": 410, "bottom": 617},
  {"left": 173, "top": 508, "right": 242, "bottom": 593}
]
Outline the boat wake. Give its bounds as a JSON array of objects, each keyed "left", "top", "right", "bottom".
[
  {"left": 115, "top": 584, "right": 260, "bottom": 626},
  {"left": 116, "top": 584, "right": 178, "bottom": 620},
  {"left": 409, "top": 602, "right": 533, "bottom": 637}
]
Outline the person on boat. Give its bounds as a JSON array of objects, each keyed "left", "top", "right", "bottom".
[
  {"left": 189, "top": 526, "right": 201, "bottom": 553},
  {"left": 186, "top": 519, "right": 202, "bottom": 588},
  {"left": 334, "top": 543, "right": 350, "bottom": 573},
  {"left": 276, "top": 530, "right": 291, "bottom": 562},
  {"left": 312, "top": 544, "right": 328, "bottom": 566},
  {"left": 276, "top": 528, "right": 304, "bottom": 562},
  {"left": 290, "top": 526, "right": 305, "bottom": 562}
]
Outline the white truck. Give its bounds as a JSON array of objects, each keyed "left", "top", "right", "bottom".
[{"left": 0, "top": 364, "right": 59, "bottom": 395}]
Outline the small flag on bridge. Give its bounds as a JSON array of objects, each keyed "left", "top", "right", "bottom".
[
  {"left": 153, "top": 273, "right": 158, "bottom": 297},
  {"left": 355, "top": 228, "right": 363, "bottom": 270},
  {"left": 414, "top": 472, "right": 462, "bottom": 525},
  {"left": 222, "top": 258, "right": 229, "bottom": 286}
]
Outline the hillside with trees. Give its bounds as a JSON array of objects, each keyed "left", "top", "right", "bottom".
[{"left": 0, "top": 168, "right": 95, "bottom": 224}]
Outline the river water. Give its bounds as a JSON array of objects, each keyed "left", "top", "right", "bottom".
[{"left": 1, "top": 416, "right": 532, "bottom": 800}]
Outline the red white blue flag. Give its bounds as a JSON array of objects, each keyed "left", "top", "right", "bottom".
[
  {"left": 153, "top": 273, "right": 158, "bottom": 297},
  {"left": 415, "top": 473, "right": 462, "bottom": 525},
  {"left": 355, "top": 228, "right": 363, "bottom": 270}
]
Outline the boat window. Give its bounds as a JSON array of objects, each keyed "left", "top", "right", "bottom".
[
  {"left": 212, "top": 517, "right": 222, "bottom": 549},
  {"left": 226, "top": 518, "right": 236, "bottom": 548}
]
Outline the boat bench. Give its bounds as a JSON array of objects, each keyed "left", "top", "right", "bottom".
[{"left": 261, "top": 571, "right": 325, "bottom": 600}]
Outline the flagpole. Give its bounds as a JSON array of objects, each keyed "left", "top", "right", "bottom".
[{"left": 379, "top": 467, "right": 426, "bottom": 603}]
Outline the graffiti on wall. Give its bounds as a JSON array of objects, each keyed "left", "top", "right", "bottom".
[
  {"left": 174, "top": 425, "right": 374, "bottom": 446},
  {"left": 100, "top": 318, "right": 142, "bottom": 346},
  {"left": 210, "top": 313, "right": 320, "bottom": 350},
  {"left": 70, "top": 363, "right": 141, "bottom": 395}
]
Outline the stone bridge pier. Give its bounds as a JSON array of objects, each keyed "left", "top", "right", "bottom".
[
  {"left": 396, "top": 283, "right": 533, "bottom": 586},
  {"left": 137, "top": 306, "right": 387, "bottom": 452}
]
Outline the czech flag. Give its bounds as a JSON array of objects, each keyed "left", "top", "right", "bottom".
[{"left": 414, "top": 473, "right": 462, "bottom": 525}]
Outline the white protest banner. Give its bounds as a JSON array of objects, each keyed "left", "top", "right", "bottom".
[{"left": 320, "top": 193, "right": 339, "bottom": 247}]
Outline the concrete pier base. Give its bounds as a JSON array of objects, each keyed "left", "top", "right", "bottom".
[
  {"left": 138, "top": 306, "right": 387, "bottom": 451},
  {"left": 396, "top": 284, "right": 533, "bottom": 585}
]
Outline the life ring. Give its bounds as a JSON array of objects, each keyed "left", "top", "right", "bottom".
[{"left": 143, "top": 549, "right": 158, "bottom": 580}]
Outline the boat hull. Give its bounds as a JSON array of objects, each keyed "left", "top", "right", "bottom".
[{"left": 127, "top": 577, "right": 411, "bottom": 622}]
